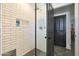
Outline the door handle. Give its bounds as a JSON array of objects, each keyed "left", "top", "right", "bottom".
[{"left": 45, "top": 36, "right": 51, "bottom": 39}]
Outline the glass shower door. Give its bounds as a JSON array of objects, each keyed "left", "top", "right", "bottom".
[{"left": 36, "top": 3, "right": 47, "bottom": 56}]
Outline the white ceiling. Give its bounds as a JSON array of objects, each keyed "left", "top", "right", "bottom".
[
  {"left": 29, "top": 3, "right": 72, "bottom": 10},
  {"left": 52, "top": 3, "right": 72, "bottom": 9}
]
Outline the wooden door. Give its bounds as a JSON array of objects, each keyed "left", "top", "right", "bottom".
[{"left": 54, "top": 15, "right": 66, "bottom": 47}]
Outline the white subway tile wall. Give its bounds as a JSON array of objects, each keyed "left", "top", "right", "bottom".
[
  {"left": 2, "top": 4, "right": 17, "bottom": 54},
  {"left": 2, "top": 3, "right": 35, "bottom": 56}
]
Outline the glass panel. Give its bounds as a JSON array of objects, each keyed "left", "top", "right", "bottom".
[{"left": 36, "top": 3, "right": 46, "bottom": 56}]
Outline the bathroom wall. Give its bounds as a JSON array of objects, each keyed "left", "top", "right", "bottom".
[
  {"left": 37, "top": 3, "right": 47, "bottom": 53},
  {"left": 16, "top": 4, "right": 35, "bottom": 56},
  {"left": 75, "top": 3, "right": 79, "bottom": 56},
  {"left": 2, "top": 3, "right": 17, "bottom": 54},
  {"left": 2, "top": 3, "right": 35, "bottom": 56}
]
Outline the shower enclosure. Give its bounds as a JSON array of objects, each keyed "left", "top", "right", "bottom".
[{"left": 2, "top": 3, "right": 74, "bottom": 56}]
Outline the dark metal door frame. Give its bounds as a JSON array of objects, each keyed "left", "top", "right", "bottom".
[
  {"left": 35, "top": 3, "right": 37, "bottom": 56},
  {"left": 46, "top": 3, "right": 54, "bottom": 56}
]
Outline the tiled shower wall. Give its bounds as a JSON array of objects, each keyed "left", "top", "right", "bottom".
[
  {"left": 2, "top": 4, "right": 17, "bottom": 54},
  {"left": 2, "top": 3, "right": 35, "bottom": 56},
  {"left": 37, "top": 4, "right": 47, "bottom": 52},
  {"left": 16, "top": 4, "right": 35, "bottom": 55}
]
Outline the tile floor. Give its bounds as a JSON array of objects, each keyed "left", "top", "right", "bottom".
[{"left": 36, "top": 46, "right": 74, "bottom": 56}]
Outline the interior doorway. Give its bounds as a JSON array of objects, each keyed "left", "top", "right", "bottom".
[
  {"left": 54, "top": 15, "right": 66, "bottom": 47},
  {"left": 53, "top": 15, "right": 74, "bottom": 56}
]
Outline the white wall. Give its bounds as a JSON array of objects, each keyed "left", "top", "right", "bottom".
[
  {"left": 2, "top": 3, "right": 35, "bottom": 56},
  {"left": 75, "top": 3, "right": 79, "bottom": 56},
  {"left": 16, "top": 4, "right": 35, "bottom": 55},
  {"left": 54, "top": 4, "right": 74, "bottom": 49},
  {"left": 2, "top": 3, "right": 17, "bottom": 54},
  {"left": 37, "top": 3, "right": 47, "bottom": 52}
]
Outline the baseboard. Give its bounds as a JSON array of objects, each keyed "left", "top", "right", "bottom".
[{"left": 2, "top": 49, "right": 16, "bottom": 56}]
